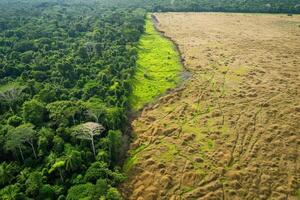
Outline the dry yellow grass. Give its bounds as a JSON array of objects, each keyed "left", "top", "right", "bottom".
[{"left": 121, "top": 13, "right": 300, "bottom": 200}]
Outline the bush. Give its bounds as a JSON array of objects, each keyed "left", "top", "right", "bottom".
[
  {"left": 106, "top": 187, "right": 122, "bottom": 200},
  {"left": 22, "top": 99, "right": 46, "bottom": 126}
]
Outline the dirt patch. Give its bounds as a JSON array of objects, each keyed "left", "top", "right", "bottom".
[{"left": 120, "top": 12, "right": 300, "bottom": 200}]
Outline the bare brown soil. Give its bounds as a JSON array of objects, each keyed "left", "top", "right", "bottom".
[{"left": 121, "top": 13, "right": 300, "bottom": 200}]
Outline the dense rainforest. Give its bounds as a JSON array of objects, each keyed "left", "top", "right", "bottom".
[
  {"left": 0, "top": 0, "right": 145, "bottom": 199},
  {"left": 117, "top": 0, "right": 300, "bottom": 13},
  {"left": 0, "top": 0, "right": 298, "bottom": 199}
]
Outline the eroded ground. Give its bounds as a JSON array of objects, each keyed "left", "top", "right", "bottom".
[{"left": 121, "top": 13, "right": 300, "bottom": 200}]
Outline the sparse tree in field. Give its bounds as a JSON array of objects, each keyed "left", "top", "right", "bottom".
[{"left": 73, "top": 122, "right": 105, "bottom": 157}]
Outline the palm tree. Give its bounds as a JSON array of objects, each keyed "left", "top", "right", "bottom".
[
  {"left": 49, "top": 160, "right": 65, "bottom": 182},
  {"left": 0, "top": 162, "right": 10, "bottom": 186},
  {"left": 64, "top": 150, "right": 82, "bottom": 172}
]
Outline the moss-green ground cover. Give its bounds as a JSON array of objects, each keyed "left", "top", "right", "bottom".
[{"left": 129, "top": 14, "right": 182, "bottom": 110}]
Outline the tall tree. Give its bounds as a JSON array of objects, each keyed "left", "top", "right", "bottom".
[
  {"left": 5, "top": 128, "right": 26, "bottom": 161},
  {"left": 73, "top": 122, "right": 105, "bottom": 157},
  {"left": 15, "top": 123, "right": 38, "bottom": 159},
  {"left": 0, "top": 162, "right": 19, "bottom": 186},
  {"left": 5, "top": 124, "right": 38, "bottom": 160},
  {"left": 0, "top": 87, "right": 24, "bottom": 114}
]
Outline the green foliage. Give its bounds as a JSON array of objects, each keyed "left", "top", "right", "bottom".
[
  {"left": 7, "top": 116, "right": 23, "bottom": 127},
  {"left": 5, "top": 126, "right": 26, "bottom": 161},
  {"left": 66, "top": 183, "right": 94, "bottom": 200},
  {"left": 49, "top": 160, "right": 65, "bottom": 182},
  {"left": 52, "top": 136, "right": 64, "bottom": 154},
  {"left": 35, "top": 84, "right": 58, "bottom": 103},
  {"left": 84, "top": 161, "right": 109, "bottom": 183},
  {"left": 38, "top": 184, "right": 56, "bottom": 200},
  {"left": 0, "top": 184, "right": 24, "bottom": 200},
  {"left": 0, "top": 87, "right": 24, "bottom": 113},
  {"left": 25, "top": 171, "right": 43, "bottom": 197},
  {"left": 94, "top": 179, "right": 109, "bottom": 197},
  {"left": 117, "top": 0, "right": 300, "bottom": 13},
  {"left": 108, "top": 130, "right": 122, "bottom": 165},
  {"left": 0, "top": 162, "right": 20, "bottom": 187},
  {"left": 129, "top": 15, "right": 182, "bottom": 110},
  {"left": 22, "top": 99, "right": 46, "bottom": 125},
  {"left": 49, "top": 160, "right": 65, "bottom": 174},
  {"left": 66, "top": 179, "right": 121, "bottom": 200},
  {"left": 37, "top": 128, "right": 54, "bottom": 157},
  {"left": 106, "top": 187, "right": 123, "bottom": 200},
  {"left": 64, "top": 150, "right": 82, "bottom": 172},
  {"left": 46, "top": 101, "right": 86, "bottom": 126}
]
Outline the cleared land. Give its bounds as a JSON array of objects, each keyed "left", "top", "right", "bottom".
[
  {"left": 129, "top": 15, "right": 182, "bottom": 111},
  {"left": 121, "top": 13, "right": 300, "bottom": 200}
]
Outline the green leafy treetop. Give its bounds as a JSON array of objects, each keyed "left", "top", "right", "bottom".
[{"left": 5, "top": 123, "right": 38, "bottom": 161}]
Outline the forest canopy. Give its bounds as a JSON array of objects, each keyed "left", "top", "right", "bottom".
[{"left": 114, "top": 0, "right": 300, "bottom": 13}]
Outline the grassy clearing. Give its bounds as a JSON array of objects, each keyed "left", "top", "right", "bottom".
[{"left": 129, "top": 14, "right": 182, "bottom": 110}]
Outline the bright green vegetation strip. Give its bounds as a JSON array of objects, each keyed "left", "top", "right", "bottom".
[{"left": 129, "top": 14, "right": 182, "bottom": 110}]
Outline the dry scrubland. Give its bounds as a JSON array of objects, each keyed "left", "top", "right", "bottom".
[{"left": 121, "top": 13, "right": 300, "bottom": 199}]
